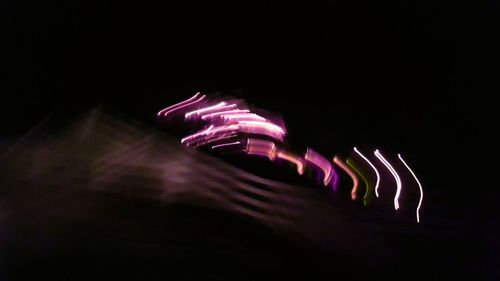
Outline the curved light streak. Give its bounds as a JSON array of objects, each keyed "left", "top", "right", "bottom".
[
  {"left": 353, "top": 147, "right": 381, "bottom": 198},
  {"left": 333, "top": 156, "right": 358, "bottom": 200},
  {"left": 346, "top": 159, "right": 371, "bottom": 206},
  {"left": 157, "top": 92, "right": 200, "bottom": 117},
  {"left": 304, "top": 148, "right": 337, "bottom": 187},
  {"left": 398, "top": 153, "right": 424, "bottom": 223},
  {"left": 374, "top": 149, "right": 402, "bottom": 210},
  {"left": 276, "top": 150, "right": 305, "bottom": 175},
  {"left": 157, "top": 92, "right": 206, "bottom": 117}
]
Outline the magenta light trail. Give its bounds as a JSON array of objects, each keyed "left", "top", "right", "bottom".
[
  {"left": 222, "top": 113, "right": 267, "bottom": 122},
  {"left": 157, "top": 92, "right": 200, "bottom": 117},
  {"left": 191, "top": 133, "right": 239, "bottom": 148},
  {"left": 304, "top": 148, "right": 336, "bottom": 187},
  {"left": 185, "top": 102, "right": 237, "bottom": 119},
  {"left": 180, "top": 125, "right": 215, "bottom": 144},
  {"left": 236, "top": 121, "right": 285, "bottom": 134},
  {"left": 246, "top": 138, "right": 277, "bottom": 160},
  {"left": 201, "top": 109, "right": 251, "bottom": 120},
  {"left": 276, "top": 150, "right": 305, "bottom": 175},
  {"left": 398, "top": 154, "right": 424, "bottom": 223},
  {"left": 333, "top": 156, "right": 359, "bottom": 200},
  {"left": 237, "top": 121, "right": 286, "bottom": 141},
  {"left": 181, "top": 124, "right": 239, "bottom": 145},
  {"left": 157, "top": 92, "right": 207, "bottom": 117},
  {"left": 374, "top": 149, "right": 402, "bottom": 210},
  {"left": 353, "top": 147, "right": 381, "bottom": 198},
  {"left": 212, "top": 141, "right": 241, "bottom": 150}
]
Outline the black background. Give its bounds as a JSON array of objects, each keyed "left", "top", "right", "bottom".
[{"left": 0, "top": 0, "right": 497, "bottom": 280}]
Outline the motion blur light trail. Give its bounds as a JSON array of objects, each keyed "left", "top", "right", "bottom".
[
  {"left": 157, "top": 92, "right": 206, "bottom": 118},
  {"left": 374, "top": 149, "right": 402, "bottom": 211},
  {"left": 211, "top": 141, "right": 241, "bottom": 150},
  {"left": 398, "top": 154, "right": 424, "bottom": 223},
  {"left": 346, "top": 159, "right": 371, "bottom": 206},
  {"left": 354, "top": 147, "right": 381, "bottom": 198},
  {"left": 333, "top": 156, "right": 358, "bottom": 200},
  {"left": 305, "top": 148, "right": 335, "bottom": 187},
  {"left": 246, "top": 138, "right": 277, "bottom": 160},
  {"left": 276, "top": 150, "right": 305, "bottom": 175},
  {"left": 156, "top": 93, "right": 424, "bottom": 221},
  {"left": 185, "top": 102, "right": 236, "bottom": 120}
]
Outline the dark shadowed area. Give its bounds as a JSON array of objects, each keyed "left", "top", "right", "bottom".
[{"left": 0, "top": 1, "right": 497, "bottom": 280}]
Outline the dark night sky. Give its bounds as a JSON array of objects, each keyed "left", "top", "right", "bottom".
[{"left": 0, "top": 0, "right": 498, "bottom": 280}]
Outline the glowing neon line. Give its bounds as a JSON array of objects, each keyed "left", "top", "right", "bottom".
[
  {"left": 346, "top": 159, "right": 371, "bottom": 206},
  {"left": 201, "top": 109, "right": 251, "bottom": 120},
  {"left": 398, "top": 154, "right": 424, "bottom": 223},
  {"left": 157, "top": 93, "right": 206, "bottom": 117},
  {"left": 212, "top": 141, "right": 241, "bottom": 150},
  {"left": 185, "top": 102, "right": 236, "bottom": 119},
  {"left": 222, "top": 113, "right": 267, "bottom": 122},
  {"left": 374, "top": 149, "right": 402, "bottom": 210},
  {"left": 157, "top": 92, "right": 200, "bottom": 117},
  {"left": 172, "top": 95, "right": 207, "bottom": 117},
  {"left": 333, "top": 156, "right": 358, "bottom": 200},
  {"left": 354, "top": 147, "right": 381, "bottom": 198}
]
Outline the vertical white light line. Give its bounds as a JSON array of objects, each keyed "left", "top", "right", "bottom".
[
  {"left": 354, "top": 147, "right": 381, "bottom": 198},
  {"left": 398, "top": 154, "right": 424, "bottom": 223},
  {"left": 374, "top": 149, "right": 402, "bottom": 210}
]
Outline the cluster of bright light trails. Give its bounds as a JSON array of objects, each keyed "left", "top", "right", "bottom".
[{"left": 157, "top": 93, "right": 425, "bottom": 222}]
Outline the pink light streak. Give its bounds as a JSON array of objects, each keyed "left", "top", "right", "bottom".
[
  {"left": 304, "top": 148, "right": 334, "bottom": 187},
  {"left": 237, "top": 120, "right": 285, "bottom": 133},
  {"left": 354, "top": 147, "right": 381, "bottom": 198},
  {"left": 212, "top": 141, "right": 241, "bottom": 150},
  {"left": 181, "top": 124, "right": 239, "bottom": 145},
  {"left": 276, "top": 150, "right": 305, "bottom": 175},
  {"left": 157, "top": 92, "right": 200, "bottom": 117},
  {"left": 191, "top": 133, "right": 238, "bottom": 148},
  {"left": 201, "top": 109, "right": 251, "bottom": 120},
  {"left": 185, "top": 102, "right": 237, "bottom": 120},
  {"left": 374, "top": 149, "right": 402, "bottom": 210},
  {"left": 398, "top": 154, "right": 424, "bottom": 223},
  {"left": 333, "top": 156, "right": 359, "bottom": 200},
  {"left": 221, "top": 113, "right": 267, "bottom": 122},
  {"left": 246, "top": 138, "right": 277, "bottom": 160},
  {"left": 237, "top": 120, "right": 286, "bottom": 141},
  {"left": 157, "top": 92, "right": 207, "bottom": 117}
]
